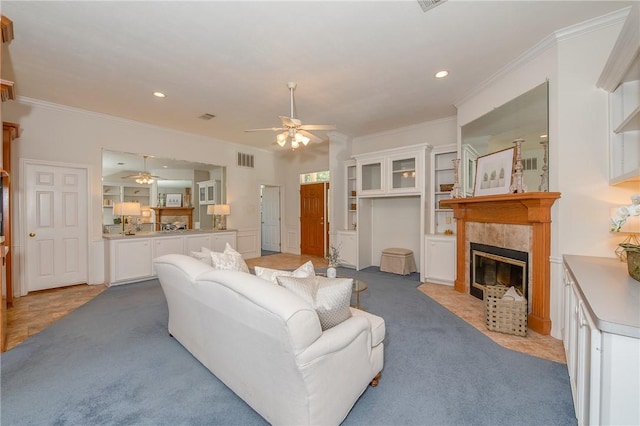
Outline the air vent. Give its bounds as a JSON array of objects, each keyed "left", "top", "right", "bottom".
[
  {"left": 237, "top": 152, "right": 254, "bottom": 169},
  {"left": 198, "top": 113, "right": 216, "bottom": 120},
  {"left": 417, "top": 0, "right": 447, "bottom": 13},
  {"left": 523, "top": 157, "right": 538, "bottom": 171}
]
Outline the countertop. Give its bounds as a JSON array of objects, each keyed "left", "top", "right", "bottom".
[
  {"left": 563, "top": 254, "right": 640, "bottom": 339},
  {"left": 103, "top": 229, "right": 237, "bottom": 240}
]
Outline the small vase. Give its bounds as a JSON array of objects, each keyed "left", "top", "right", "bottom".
[
  {"left": 626, "top": 249, "right": 640, "bottom": 282},
  {"left": 327, "top": 266, "right": 337, "bottom": 279}
]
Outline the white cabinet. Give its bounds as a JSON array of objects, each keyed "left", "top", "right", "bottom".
[
  {"left": 354, "top": 146, "right": 426, "bottom": 197},
  {"left": 213, "top": 232, "right": 236, "bottom": 252},
  {"left": 562, "top": 256, "right": 640, "bottom": 426},
  {"left": 430, "top": 144, "right": 457, "bottom": 234},
  {"left": 597, "top": 11, "right": 640, "bottom": 185},
  {"left": 197, "top": 180, "right": 219, "bottom": 205},
  {"left": 108, "top": 239, "right": 153, "bottom": 284},
  {"left": 345, "top": 161, "right": 357, "bottom": 230},
  {"left": 424, "top": 234, "right": 456, "bottom": 285},
  {"left": 336, "top": 230, "right": 356, "bottom": 268},
  {"left": 105, "top": 230, "right": 237, "bottom": 286}
]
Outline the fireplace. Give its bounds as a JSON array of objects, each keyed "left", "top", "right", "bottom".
[
  {"left": 439, "top": 192, "right": 560, "bottom": 335},
  {"left": 470, "top": 243, "right": 528, "bottom": 301}
]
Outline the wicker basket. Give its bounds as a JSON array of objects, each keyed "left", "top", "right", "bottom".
[{"left": 484, "top": 285, "right": 527, "bottom": 336}]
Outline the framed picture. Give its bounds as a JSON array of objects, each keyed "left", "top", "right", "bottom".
[
  {"left": 165, "top": 193, "right": 182, "bottom": 207},
  {"left": 473, "top": 147, "right": 515, "bottom": 196}
]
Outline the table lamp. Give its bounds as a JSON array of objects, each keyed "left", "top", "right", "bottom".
[
  {"left": 113, "top": 202, "right": 141, "bottom": 235},
  {"left": 213, "top": 204, "right": 230, "bottom": 230}
]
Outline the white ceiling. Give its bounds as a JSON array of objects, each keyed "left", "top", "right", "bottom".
[{"left": 1, "top": 1, "right": 633, "bottom": 151}]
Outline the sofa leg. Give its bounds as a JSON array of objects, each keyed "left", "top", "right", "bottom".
[{"left": 370, "top": 372, "right": 381, "bottom": 387}]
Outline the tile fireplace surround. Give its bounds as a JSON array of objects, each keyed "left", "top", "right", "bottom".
[{"left": 440, "top": 192, "right": 561, "bottom": 335}]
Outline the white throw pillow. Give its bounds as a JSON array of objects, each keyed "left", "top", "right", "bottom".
[
  {"left": 210, "top": 243, "right": 249, "bottom": 273},
  {"left": 254, "top": 261, "right": 316, "bottom": 284},
  {"left": 276, "top": 275, "right": 353, "bottom": 330},
  {"left": 190, "top": 250, "right": 212, "bottom": 266}
]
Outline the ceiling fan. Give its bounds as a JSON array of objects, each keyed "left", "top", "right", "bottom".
[
  {"left": 245, "top": 82, "right": 336, "bottom": 149},
  {"left": 122, "top": 155, "right": 164, "bottom": 184}
]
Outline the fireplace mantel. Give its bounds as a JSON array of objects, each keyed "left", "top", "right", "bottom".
[{"left": 440, "top": 192, "right": 560, "bottom": 335}]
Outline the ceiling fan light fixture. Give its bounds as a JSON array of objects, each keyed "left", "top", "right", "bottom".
[
  {"left": 276, "top": 132, "right": 288, "bottom": 147},
  {"left": 291, "top": 140, "right": 300, "bottom": 149}
]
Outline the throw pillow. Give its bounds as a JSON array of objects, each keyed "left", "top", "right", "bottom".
[
  {"left": 190, "top": 250, "right": 213, "bottom": 266},
  {"left": 276, "top": 275, "right": 353, "bottom": 330},
  {"left": 254, "top": 261, "right": 316, "bottom": 284},
  {"left": 210, "top": 243, "right": 249, "bottom": 273}
]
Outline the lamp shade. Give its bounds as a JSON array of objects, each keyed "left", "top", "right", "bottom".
[
  {"left": 206, "top": 205, "right": 216, "bottom": 215},
  {"left": 213, "top": 204, "right": 230, "bottom": 216},
  {"left": 113, "top": 202, "right": 141, "bottom": 216}
]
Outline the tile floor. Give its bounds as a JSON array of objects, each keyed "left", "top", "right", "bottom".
[{"left": 5, "top": 253, "right": 566, "bottom": 365}]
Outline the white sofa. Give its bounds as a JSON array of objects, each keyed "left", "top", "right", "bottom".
[{"left": 153, "top": 254, "right": 385, "bottom": 425}]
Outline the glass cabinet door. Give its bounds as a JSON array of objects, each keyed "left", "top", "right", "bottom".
[
  {"left": 199, "top": 186, "right": 206, "bottom": 203},
  {"left": 359, "top": 161, "right": 383, "bottom": 194},
  {"left": 207, "top": 184, "right": 215, "bottom": 203},
  {"left": 390, "top": 157, "right": 416, "bottom": 190}
]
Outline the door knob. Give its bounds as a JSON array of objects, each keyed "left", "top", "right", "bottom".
[{"left": 29, "top": 232, "right": 36, "bottom": 237}]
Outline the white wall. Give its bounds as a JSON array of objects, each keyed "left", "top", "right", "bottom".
[
  {"left": 3, "top": 98, "right": 280, "bottom": 290},
  {"left": 455, "top": 14, "right": 632, "bottom": 338},
  {"left": 278, "top": 142, "right": 330, "bottom": 254}
]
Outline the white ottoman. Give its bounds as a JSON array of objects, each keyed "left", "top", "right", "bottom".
[{"left": 380, "top": 248, "right": 416, "bottom": 275}]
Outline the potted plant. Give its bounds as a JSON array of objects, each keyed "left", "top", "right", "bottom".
[
  {"left": 326, "top": 244, "right": 342, "bottom": 278},
  {"left": 610, "top": 194, "right": 640, "bottom": 281}
]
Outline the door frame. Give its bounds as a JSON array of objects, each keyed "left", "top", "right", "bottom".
[
  {"left": 260, "top": 184, "right": 282, "bottom": 253},
  {"left": 258, "top": 182, "right": 285, "bottom": 255},
  {"left": 19, "top": 158, "right": 93, "bottom": 296}
]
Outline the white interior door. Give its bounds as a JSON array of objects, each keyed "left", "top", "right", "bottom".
[
  {"left": 24, "top": 161, "right": 88, "bottom": 292},
  {"left": 261, "top": 186, "right": 280, "bottom": 252}
]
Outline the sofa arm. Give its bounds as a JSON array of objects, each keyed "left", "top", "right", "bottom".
[
  {"left": 297, "top": 315, "right": 371, "bottom": 365},
  {"left": 153, "top": 254, "right": 214, "bottom": 282}
]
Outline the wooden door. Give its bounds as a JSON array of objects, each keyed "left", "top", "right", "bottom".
[
  {"left": 300, "top": 182, "right": 326, "bottom": 257},
  {"left": 25, "top": 161, "right": 88, "bottom": 292}
]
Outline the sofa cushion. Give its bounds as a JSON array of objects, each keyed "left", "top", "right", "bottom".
[
  {"left": 277, "top": 275, "right": 352, "bottom": 330},
  {"left": 190, "top": 248, "right": 213, "bottom": 265},
  {"left": 210, "top": 243, "right": 249, "bottom": 273},
  {"left": 254, "top": 261, "right": 315, "bottom": 284}
]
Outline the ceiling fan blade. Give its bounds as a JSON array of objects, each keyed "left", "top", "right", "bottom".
[
  {"left": 244, "top": 127, "right": 285, "bottom": 132},
  {"left": 298, "top": 124, "right": 336, "bottom": 131},
  {"left": 279, "top": 116, "right": 302, "bottom": 128},
  {"left": 298, "top": 129, "right": 323, "bottom": 144}
]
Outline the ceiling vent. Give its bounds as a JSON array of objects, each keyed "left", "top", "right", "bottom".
[
  {"left": 198, "top": 113, "right": 216, "bottom": 120},
  {"left": 417, "top": 0, "right": 447, "bottom": 13},
  {"left": 237, "top": 152, "right": 254, "bottom": 169}
]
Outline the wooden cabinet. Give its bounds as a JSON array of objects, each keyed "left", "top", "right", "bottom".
[
  {"left": 424, "top": 234, "right": 456, "bottom": 285},
  {"left": 105, "top": 230, "right": 237, "bottom": 286},
  {"left": 562, "top": 256, "right": 639, "bottom": 426},
  {"left": 336, "top": 230, "right": 356, "bottom": 268},
  {"left": 430, "top": 144, "right": 457, "bottom": 234}
]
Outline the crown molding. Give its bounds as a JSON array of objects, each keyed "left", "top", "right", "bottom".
[
  {"left": 353, "top": 115, "right": 456, "bottom": 142},
  {"left": 455, "top": 7, "right": 631, "bottom": 107},
  {"left": 596, "top": 5, "right": 638, "bottom": 92}
]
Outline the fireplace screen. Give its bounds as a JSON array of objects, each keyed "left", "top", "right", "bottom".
[{"left": 470, "top": 243, "right": 528, "bottom": 301}]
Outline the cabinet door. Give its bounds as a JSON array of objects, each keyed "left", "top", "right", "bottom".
[
  {"left": 113, "top": 239, "right": 153, "bottom": 282},
  {"left": 213, "top": 232, "right": 236, "bottom": 252},
  {"left": 199, "top": 185, "right": 206, "bottom": 203},
  {"left": 388, "top": 154, "right": 419, "bottom": 194},
  {"left": 152, "top": 236, "right": 184, "bottom": 274},
  {"left": 336, "top": 231, "right": 356, "bottom": 268},
  {"left": 206, "top": 183, "right": 216, "bottom": 204},
  {"left": 184, "top": 234, "right": 212, "bottom": 254},
  {"left": 357, "top": 159, "right": 384, "bottom": 196},
  {"left": 425, "top": 236, "right": 456, "bottom": 285},
  {"left": 575, "top": 301, "right": 601, "bottom": 426}
]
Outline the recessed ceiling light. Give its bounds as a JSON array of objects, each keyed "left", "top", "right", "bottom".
[
  {"left": 153, "top": 92, "right": 166, "bottom": 98},
  {"left": 434, "top": 70, "right": 449, "bottom": 79}
]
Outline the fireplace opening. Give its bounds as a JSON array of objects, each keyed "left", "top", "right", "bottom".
[{"left": 470, "top": 243, "right": 528, "bottom": 301}]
